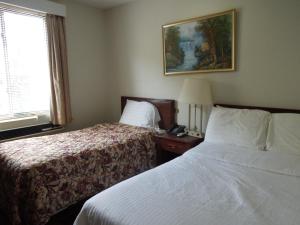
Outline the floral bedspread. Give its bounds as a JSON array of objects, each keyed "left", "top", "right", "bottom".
[{"left": 0, "top": 123, "right": 156, "bottom": 225}]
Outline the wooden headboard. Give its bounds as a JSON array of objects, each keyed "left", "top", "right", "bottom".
[
  {"left": 216, "top": 104, "right": 300, "bottom": 114},
  {"left": 121, "top": 96, "right": 176, "bottom": 130}
]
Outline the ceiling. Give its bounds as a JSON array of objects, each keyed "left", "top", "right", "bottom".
[{"left": 75, "top": 0, "right": 138, "bottom": 9}]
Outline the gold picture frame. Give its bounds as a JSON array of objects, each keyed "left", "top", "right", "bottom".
[{"left": 162, "top": 9, "right": 236, "bottom": 76}]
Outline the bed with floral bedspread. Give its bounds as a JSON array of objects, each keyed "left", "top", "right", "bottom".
[{"left": 0, "top": 123, "right": 156, "bottom": 225}]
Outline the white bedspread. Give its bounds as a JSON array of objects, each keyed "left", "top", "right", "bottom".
[{"left": 74, "top": 142, "right": 300, "bottom": 225}]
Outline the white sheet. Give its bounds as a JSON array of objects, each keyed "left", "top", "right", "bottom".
[{"left": 74, "top": 143, "right": 300, "bottom": 225}]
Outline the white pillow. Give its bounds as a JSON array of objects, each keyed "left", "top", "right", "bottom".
[
  {"left": 205, "top": 107, "right": 270, "bottom": 150},
  {"left": 266, "top": 113, "right": 300, "bottom": 155},
  {"left": 119, "top": 100, "right": 161, "bottom": 128}
]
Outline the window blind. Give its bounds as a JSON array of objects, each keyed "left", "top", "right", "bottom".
[{"left": 0, "top": 3, "right": 51, "bottom": 129}]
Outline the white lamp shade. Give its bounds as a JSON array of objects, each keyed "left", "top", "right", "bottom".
[{"left": 178, "top": 79, "right": 213, "bottom": 105}]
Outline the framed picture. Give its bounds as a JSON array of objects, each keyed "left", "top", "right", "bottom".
[{"left": 162, "top": 9, "right": 236, "bottom": 75}]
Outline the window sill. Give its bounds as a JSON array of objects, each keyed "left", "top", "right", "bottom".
[{"left": 0, "top": 123, "right": 63, "bottom": 143}]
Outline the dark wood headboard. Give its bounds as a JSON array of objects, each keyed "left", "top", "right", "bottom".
[
  {"left": 121, "top": 96, "right": 176, "bottom": 130},
  {"left": 216, "top": 104, "right": 300, "bottom": 114}
]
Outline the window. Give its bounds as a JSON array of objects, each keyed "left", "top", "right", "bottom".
[{"left": 0, "top": 4, "right": 51, "bottom": 131}]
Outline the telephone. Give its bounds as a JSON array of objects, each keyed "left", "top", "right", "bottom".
[{"left": 167, "top": 124, "right": 186, "bottom": 135}]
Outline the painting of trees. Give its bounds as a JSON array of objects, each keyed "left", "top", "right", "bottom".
[
  {"left": 163, "top": 9, "right": 235, "bottom": 75},
  {"left": 165, "top": 26, "right": 184, "bottom": 69},
  {"left": 195, "top": 14, "right": 232, "bottom": 69}
]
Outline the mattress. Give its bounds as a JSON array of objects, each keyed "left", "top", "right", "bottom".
[
  {"left": 75, "top": 142, "right": 300, "bottom": 225},
  {"left": 0, "top": 123, "right": 155, "bottom": 225}
]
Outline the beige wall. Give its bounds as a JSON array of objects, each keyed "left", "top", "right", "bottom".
[
  {"left": 104, "top": 0, "right": 300, "bottom": 126},
  {"left": 52, "top": 0, "right": 110, "bottom": 130}
]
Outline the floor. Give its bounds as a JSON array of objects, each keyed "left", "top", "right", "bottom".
[
  {"left": 46, "top": 202, "right": 83, "bottom": 225},
  {"left": 0, "top": 201, "right": 84, "bottom": 225}
]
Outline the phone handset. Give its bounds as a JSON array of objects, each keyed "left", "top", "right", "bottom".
[{"left": 167, "top": 124, "right": 186, "bottom": 135}]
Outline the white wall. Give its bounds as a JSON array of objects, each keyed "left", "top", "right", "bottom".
[
  {"left": 52, "top": 0, "right": 111, "bottom": 130},
  {"left": 104, "top": 0, "right": 300, "bottom": 127}
]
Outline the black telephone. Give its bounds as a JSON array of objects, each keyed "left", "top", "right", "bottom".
[{"left": 167, "top": 124, "right": 186, "bottom": 135}]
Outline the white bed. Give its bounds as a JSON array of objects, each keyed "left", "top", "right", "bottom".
[{"left": 74, "top": 142, "right": 300, "bottom": 225}]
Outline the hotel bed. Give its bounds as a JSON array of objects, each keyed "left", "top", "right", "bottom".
[
  {"left": 0, "top": 96, "right": 175, "bottom": 225},
  {"left": 74, "top": 104, "right": 300, "bottom": 225}
]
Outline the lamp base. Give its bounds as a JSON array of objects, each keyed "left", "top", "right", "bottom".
[{"left": 187, "top": 130, "right": 203, "bottom": 138}]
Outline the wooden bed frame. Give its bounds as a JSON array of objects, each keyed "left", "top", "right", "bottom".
[
  {"left": 121, "top": 96, "right": 176, "bottom": 130},
  {"left": 216, "top": 104, "right": 300, "bottom": 114}
]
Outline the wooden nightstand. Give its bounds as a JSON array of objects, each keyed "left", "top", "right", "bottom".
[{"left": 154, "top": 133, "right": 204, "bottom": 164}]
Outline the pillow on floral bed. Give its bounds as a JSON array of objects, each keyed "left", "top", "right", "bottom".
[{"left": 120, "top": 100, "right": 160, "bottom": 128}]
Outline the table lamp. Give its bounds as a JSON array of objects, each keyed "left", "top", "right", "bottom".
[{"left": 178, "top": 78, "right": 213, "bottom": 138}]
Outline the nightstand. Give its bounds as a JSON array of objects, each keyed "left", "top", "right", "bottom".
[{"left": 154, "top": 133, "right": 204, "bottom": 164}]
